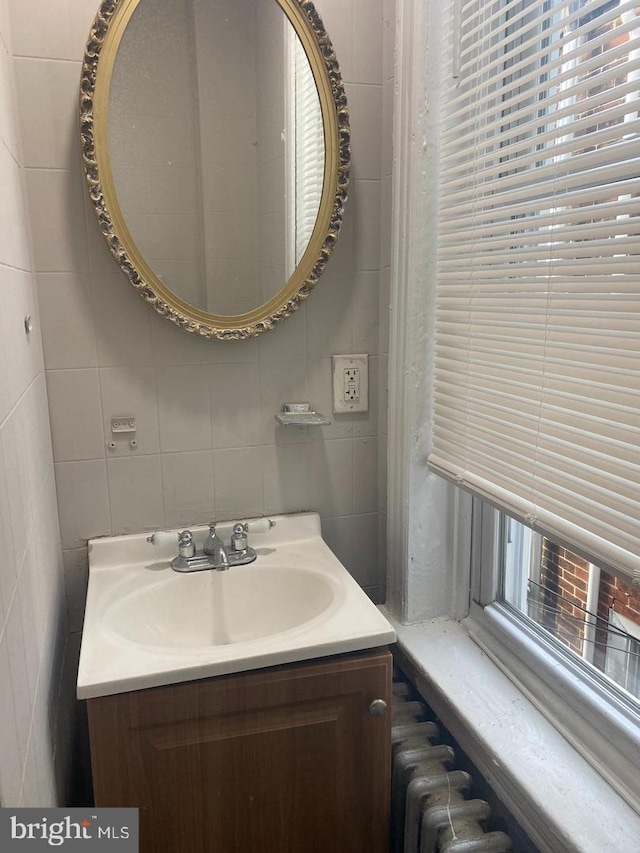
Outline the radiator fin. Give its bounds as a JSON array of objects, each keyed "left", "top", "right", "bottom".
[{"left": 392, "top": 672, "right": 513, "bottom": 853}]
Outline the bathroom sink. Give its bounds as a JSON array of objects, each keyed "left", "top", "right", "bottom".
[
  {"left": 103, "top": 565, "right": 337, "bottom": 649},
  {"left": 78, "top": 512, "right": 395, "bottom": 699}
]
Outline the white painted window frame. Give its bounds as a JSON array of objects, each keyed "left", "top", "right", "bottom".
[
  {"left": 465, "top": 494, "right": 640, "bottom": 812},
  {"left": 385, "top": 0, "right": 640, "bottom": 845},
  {"left": 502, "top": 514, "right": 534, "bottom": 615},
  {"left": 606, "top": 610, "right": 640, "bottom": 698}
]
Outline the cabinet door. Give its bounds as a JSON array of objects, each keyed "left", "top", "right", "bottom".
[{"left": 88, "top": 650, "right": 391, "bottom": 853}]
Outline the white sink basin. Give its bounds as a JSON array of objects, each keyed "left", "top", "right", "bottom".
[
  {"left": 104, "top": 565, "right": 337, "bottom": 648},
  {"left": 78, "top": 512, "right": 395, "bottom": 699}
]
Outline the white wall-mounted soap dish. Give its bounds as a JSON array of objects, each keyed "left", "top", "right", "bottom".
[{"left": 275, "top": 403, "right": 331, "bottom": 427}]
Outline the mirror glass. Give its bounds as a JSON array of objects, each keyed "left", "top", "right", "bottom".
[{"left": 108, "top": 0, "right": 325, "bottom": 315}]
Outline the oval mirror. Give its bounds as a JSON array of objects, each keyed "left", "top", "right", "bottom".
[{"left": 80, "top": 0, "right": 350, "bottom": 339}]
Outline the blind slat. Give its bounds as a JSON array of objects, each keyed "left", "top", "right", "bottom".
[
  {"left": 430, "top": 0, "right": 640, "bottom": 583},
  {"left": 444, "top": 59, "right": 640, "bottom": 154}
]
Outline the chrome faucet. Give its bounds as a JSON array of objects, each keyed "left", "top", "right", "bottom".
[
  {"left": 203, "top": 523, "right": 230, "bottom": 571},
  {"left": 147, "top": 518, "right": 276, "bottom": 573}
]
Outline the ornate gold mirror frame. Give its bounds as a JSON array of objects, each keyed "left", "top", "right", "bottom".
[{"left": 80, "top": 0, "right": 350, "bottom": 340}]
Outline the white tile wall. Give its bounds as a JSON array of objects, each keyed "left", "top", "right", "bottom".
[
  {"left": 9, "top": 0, "right": 95, "bottom": 62},
  {"left": 99, "top": 367, "right": 159, "bottom": 456},
  {"left": 161, "top": 450, "right": 215, "bottom": 528},
  {"left": 24, "top": 167, "right": 90, "bottom": 273},
  {"left": 14, "top": 57, "right": 80, "bottom": 170},
  {"left": 348, "top": 84, "right": 383, "bottom": 181},
  {"left": 210, "top": 363, "right": 263, "bottom": 449},
  {"left": 0, "top": 4, "right": 69, "bottom": 807},
  {"left": 353, "top": 0, "right": 384, "bottom": 84},
  {"left": 106, "top": 455, "right": 164, "bottom": 534},
  {"left": 262, "top": 442, "right": 311, "bottom": 516},
  {"left": 0, "top": 0, "right": 11, "bottom": 53},
  {"left": 61, "top": 547, "right": 88, "bottom": 634},
  {"left": 54, "top": 459, "right": 110, "bottom": 550},
  {"left": 157, "top": 365, "right": 213, "bottom": 453},
  {"left": 213, "top": 446, "right": 266, "bottom": 519},
  {"left": 0, "top": 148, "right": 31, "bottom": 269},
  {"left": 9, "top": 0, "right": 392, "bottom": 665},
  {"left": 37, "top": 273, "right": 97, "bottom": 369},
  {"left": 46, "top": 369, "right": 104, "bottom": 462}
]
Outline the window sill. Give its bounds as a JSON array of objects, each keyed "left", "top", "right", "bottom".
[{"left": 380, "top": 608, "right": 640, "bottom": 853}]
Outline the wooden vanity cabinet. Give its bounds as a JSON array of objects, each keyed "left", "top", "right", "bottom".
[{"left": 87, "top": 649, "right": 392, "bottom": 853}]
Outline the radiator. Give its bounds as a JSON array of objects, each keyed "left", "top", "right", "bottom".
[{"left": 391, "top": 674, "right": 514, "bottom": 853}]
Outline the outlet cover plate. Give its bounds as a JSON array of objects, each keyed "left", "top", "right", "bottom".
[{"left": 332, "top": 354, "right": 368, "bottom": 413}]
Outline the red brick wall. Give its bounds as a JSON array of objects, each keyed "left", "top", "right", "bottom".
[
  {"left": 539, "top": 542, "right": 640, "bottom": 668},
  {"left": 539, "top": 542, "right": 589, "bottom": 655},
  {"left": 598, "top": 571, "right": 640, "bottom": 627}
]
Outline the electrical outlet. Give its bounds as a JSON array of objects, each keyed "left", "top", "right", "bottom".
[
  {"left": 344, "top": 368, "right": 360, "bottom": 402},
  {"left": 332, "top": 355, "right": 368, "bottom": 413}
]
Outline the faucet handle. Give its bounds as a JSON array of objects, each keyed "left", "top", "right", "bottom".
[
  {"left": 230, "top": 518, "right": 275, "bottom": 553},
  {"left": 231, "top": 523, "right": 248, "bottom": 553},
  {"left": 177, "top": 530, "right": 196, "bottom": 558}
]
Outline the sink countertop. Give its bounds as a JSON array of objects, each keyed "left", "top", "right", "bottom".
[{"left": 77, "top": 512, "right": 396, "bottom": 699}]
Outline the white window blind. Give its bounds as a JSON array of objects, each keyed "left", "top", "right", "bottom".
[
  {"left": 292, "top": 30, "right": 324, "bottom": 266},
  {"left": 429, "top": 0, "right": 640, "bottom": 584}
]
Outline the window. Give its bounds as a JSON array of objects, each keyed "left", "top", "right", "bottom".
[
  {"left": 285, "top": 24, "right": 324, "bottom": 276},
  {"left": 606, "top": 610, "right": 640, "bottom": 698},
  {"left": 501, "top": 512, "right": 640, "bottom": 703},
  {"left": 430, "top": 0, "right": 640, "bottom": 583},
  {"left": 465, "top": 498, "right": 640, "bottom": 805},
  {"left": 428, "top": 0, "right": 640, "bottom": 805}
]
